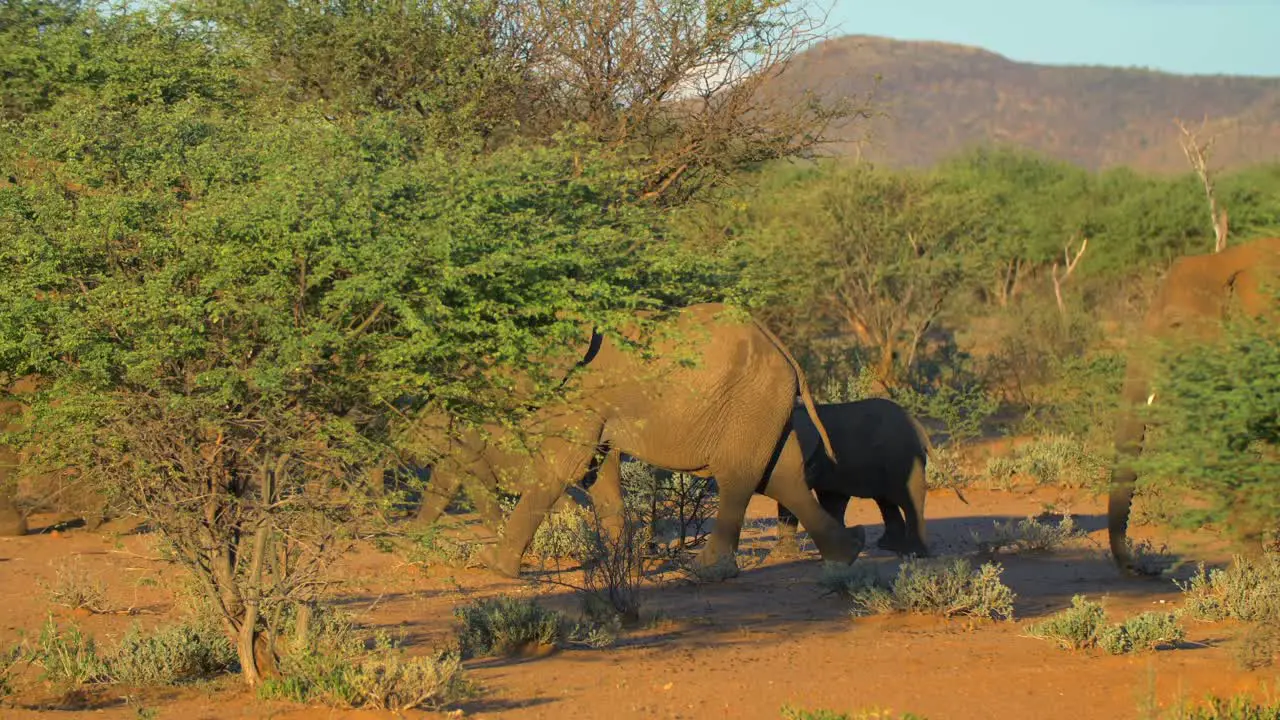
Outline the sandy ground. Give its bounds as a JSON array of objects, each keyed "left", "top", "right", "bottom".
[{"left": 1, "top": 481, "right": 1277, "bottom": 720}]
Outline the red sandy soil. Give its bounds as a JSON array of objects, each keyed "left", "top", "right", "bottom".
[{"left": 1, "top": 483, "right": 1276, "bottom": 720}]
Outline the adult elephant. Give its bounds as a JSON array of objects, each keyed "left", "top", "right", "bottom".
[
  {"left": 1108, "top": 237, "right": 1280, "bottom": 576},
  {"left": 774, "top": 397, "right": 931, "bottom": 559},
  {"left": 434, "top": 302, "right": 864, "bottom": 579}
]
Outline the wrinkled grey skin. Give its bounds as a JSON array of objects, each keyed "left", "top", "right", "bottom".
[
  {"left": 421, "top": 303, "right": 865, "bottom": 579},
  {"left": 773, "top": 398, "right": 931, "bottom": 558},
  {"left": 1108, "top": 236, "right": 1280, "bottom": 576}
]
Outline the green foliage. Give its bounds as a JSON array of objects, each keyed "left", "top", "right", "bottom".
[
  {"left": 453, "top": 596, "right": 566, "bottom": 659},
  {"left": 971, "top": 514, "right": 1085, "bottom": 555},
  {"left": 1164, "top": 695, "right": 1280, "bottom": 720},
  {"left": 1027, "top": 595, "right": 1184, "bottom": 654},
  {"left": 1178, "top": 555, "right": 1280, "bottom": 624},
  {"left": 847, "top": 557, "right": 1016, "bottom": 621},
  {"left": 261, "top": 605, "right": 472, "bottom": 711},
  {"left": 984, "top": 436, "right": 1109, "bottom": 489},
  {"left": 1136, "top": 308, "right": 1280, "bottom": 540},
  {"left": 781, "top": 707, "right": 927, "bottom": 720},
  {"left": 20, "top": 615, "right": 234, "bottom": 686}
]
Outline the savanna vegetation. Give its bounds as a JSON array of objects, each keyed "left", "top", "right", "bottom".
[{"left": 1, "top": 0, "right": 1278, "bottom": 716}]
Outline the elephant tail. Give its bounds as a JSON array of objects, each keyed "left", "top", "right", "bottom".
[{"left": 749, "top": 316, "right": 836, "bottom": 462}]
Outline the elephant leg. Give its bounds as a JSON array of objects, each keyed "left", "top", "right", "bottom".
[
  {"left": 874, "top": 498, "right": 909, "bottom": 551},
  {"left": 770, "top": 502, "right": 804, "bottom": 559},
  {"left": 757, "top": 432, "right": 864, "bottom": 567},
  {"left": 415, "top": 463, "right": 465, "bottom": 527},
  {"left": 586, "top": 448, "right": 625, "bottom": 543},
  {"left": 816, "top": 489, "right": 850, "bottom": 525},
  {"left": 477, "top": 438, "right": 600, "bottom": 578},
  {"left": 901, "top": 457, "right": 929, "bottom": 557},
  {"left": 689, "top": 472, "right": 756, "bottom": 578}
]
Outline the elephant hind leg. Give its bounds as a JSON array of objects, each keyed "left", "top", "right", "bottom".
[
  {"left": 760, "top": 434, "right": 864, "bottom": 566},
  {"left": 893, "top": 457, "right": 929, "bottom": 557}
]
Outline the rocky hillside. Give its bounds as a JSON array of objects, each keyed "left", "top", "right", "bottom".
[{"left": 785, "top": 35, "right": 1280, "bottom": 172}]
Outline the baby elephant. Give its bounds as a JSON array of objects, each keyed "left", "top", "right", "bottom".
[{"left": 775, "top": 397, "right": 931, "bottom": 558}]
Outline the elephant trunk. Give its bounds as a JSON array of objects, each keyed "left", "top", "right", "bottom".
[{"left": 1107, "top": 361, "right": 1153, "bottom": 574}]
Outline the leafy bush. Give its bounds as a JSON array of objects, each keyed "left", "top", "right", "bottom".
[
  {"left": 848, "top": 557, "right": 1016, "bottom": 620},
  {"left": 530, "top": 504, "right": 600, "bottom": 565},
  {"left": 406, "top": 523, "right": 475, "bottom": 569},
  {"left": 1178, "top": 555, "right": 1280, "bottom": 668},
  {"left": 1136, "top": 307, "right": 1280, "bottom": 544},
  {"left": 1027, "top": 595, "right": 1184, "bottom": 654},
  {"left": 1164, "top": 694, "right": 1280, "bottom": 720},
  {"left": 259, "top": 604, "right": 472, "bottom": 711},
  {"left": 972, "top": 514, "right": 1085, "bottom": 555},
  {"left": 983, "top": 435, "right": 1109, "bottom": 489},
  {"left": 20, "top": 616, "right": 235, "bottom": 686},
  {"left": 40, "top": 558, "right": 108, "bottom": 614},
  {"left": 780, "top": 705, "right": 927, "bottom": 720},
  {"left": 1178, "top": 555, "right": 1280, "bottom": 624},
  {"left": 453, "top": 596, "right": 566, "bottom": 659}
]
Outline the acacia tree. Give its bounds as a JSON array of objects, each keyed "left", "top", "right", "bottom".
[
  {"left": 0, "top": 4, "right": 720, "bottom": 686},
  {"left": 729, "top": 162, "right": 985, "bottom": 385},
  {"left": 187, "top": 0, "right": 869, "bottom": 204}
]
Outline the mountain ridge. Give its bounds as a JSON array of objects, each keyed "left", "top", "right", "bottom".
[{"left": 783, "top": 34, "right": 1280, "bottom": 173}]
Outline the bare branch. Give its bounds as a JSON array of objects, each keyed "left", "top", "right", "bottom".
[
  {"left": 1175, "top": 116, "right": 1229, "bottom": 253},
  {"left": 1051, "top": 234, "right": 1088, "bottom": 317}
]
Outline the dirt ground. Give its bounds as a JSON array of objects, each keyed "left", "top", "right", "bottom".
[{"left": 1, "top": 481, "right": 1277, "bottom": 720}]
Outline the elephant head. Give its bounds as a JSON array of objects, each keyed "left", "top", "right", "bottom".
[{"left": 1108, "top": 237, "right": 1280, "bottom": 575}]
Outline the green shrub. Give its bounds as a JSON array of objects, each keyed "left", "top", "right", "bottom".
[
  {"left": 406, "top": 523, "right": 475, "bottom": 569},
  {"left": 780, "top": 705, "right": 927, "bottom": 720},
  {"left": 453, "top": 596, "right": 566, "bottom": 659},
  {"left": 1026, "top": 595, "right": 1106, "bottom": 650},
  {"left": 1136, "top": 307, "right": 1280, "bottom": 544},
  {"left": 1164, "top": 694, "right": 1280, "bottom": 720},
  {"left": 848, "top": 557, "right": 1015, "bottom": 621},
  {"left": 21, "top": 616, "right": 234, "bottom": 686},
  {"left": 1027, "top": 595, "right": 1184, "bottom": 654},
  {"left": 530, "top": 504, "right": 599, "bottom": 564},
  {"left": 984, "top": 435, "right": 1109, "bottom": 490},
  {"left": 972, "top": 514, "right": 1085, "bottom": 555},
  {"left": 1179, "top": 555, "right": 1280, "bottom": 623},
  {"left": 102, "top": 621, "right": 236, "bottom": 685},
  {"left": 1097, "top": 611, "right": 1184, "bottom": 654}
]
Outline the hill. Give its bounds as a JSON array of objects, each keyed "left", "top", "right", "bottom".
[{"left": 784, "top": 35, "right": 1280, "bottom": 173}]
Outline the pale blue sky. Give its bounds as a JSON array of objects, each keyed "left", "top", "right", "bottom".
[{"left": 821, "top": 1, "right": 1280, "bottom": 77}]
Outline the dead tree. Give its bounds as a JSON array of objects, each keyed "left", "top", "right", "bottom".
[
  {"left": 1175, "top": 117, "right": 1229, "bottom": 253},
  {"left": 1051, "top": 234, "right": 1088, "bottom": 317}
]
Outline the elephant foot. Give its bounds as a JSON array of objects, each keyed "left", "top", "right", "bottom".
[
  {"left": 686, "top": 552, "right": 740, "bottom": 582},
  {"left": 817, "top": 525, "right": 866, "bottom": 566},
  {"left": 876, "top": 533, "right": 929, "bottom": 558},
  {"left": 474, "top": 545, "right": 523, "bottom": 578}
]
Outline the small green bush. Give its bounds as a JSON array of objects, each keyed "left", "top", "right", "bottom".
[
  {"left": 21, "top": 616, "right": 235, "bottom": 686},
  {"left": 1026, "top": 595, "right": 1106, "bottom": 650},
  {"left": 407, "top": 523, "right": 475, "bottom": 568},
  {"left": 1027, "top": 595, "right": 1184, "bottom": 654},
  {"left": 261, "top": 604, "right": 472, "bottom": 710},
  {"left": 972, "top": 514, "right": 1084, "bottom": 555},
  {"left": 1097, "top": 611, "right": 1184, "bottom": 654},
  {"left": 848, "top": 557, "right": 1016, "bottom": 621},
  {"left": 1164, "top": 694, "right": 1280, "bottom": 720},
  {"left": 780, "top": 705, "right": 927, "bottom": 720},
  {"left": 530, "top": 504, "right": 599, "bottom": 564},
  {"left": 102, "top": 621, "right": 236, "bottom": 684},
  {"left": 453, "top": 596, "right": 566, "bottom": 659},
  {"left": 1178, "top": 555, "right": 1280, "bottom": 624},
  {"left": 984, "top": 435, "right": 1108, "bottom": 490}
]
